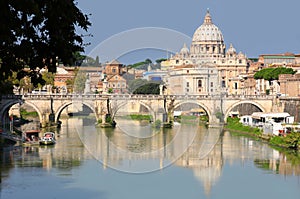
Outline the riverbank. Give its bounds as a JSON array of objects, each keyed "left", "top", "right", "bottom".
[{"left": 225, "top": 117, "right": 300, "bottom": 150}]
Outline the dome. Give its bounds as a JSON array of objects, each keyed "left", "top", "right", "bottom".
[
  {"left": 227, "top": 44, "right": 236, "bottom": 54},
  {"left": 180, "top": 43, "right": 189, "bottom": 54},
  {"left": 190, "top": 9, "right": 226, "bottom": 63},
  {"left": 192, "top": 10, "right": 224, "bottom": 43}
]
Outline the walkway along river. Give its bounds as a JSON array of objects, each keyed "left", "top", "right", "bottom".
[{"left": 1, "top": 117, "right": 300, "bottom": 199}]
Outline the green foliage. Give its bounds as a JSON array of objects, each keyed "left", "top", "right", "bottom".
[
  {"left": 215, "top": 111, "right": 223, "bottom": 120},
  {"left": 0, "top": 0, "right": 91, "bottom": 93},
  {"left": 226, "top": 117, "right": 262, "bottom": 136},
  {"left": 73, "top": 71, "right": 87, "bottom": 93},
  {"left": 145, "top": 58, "right": 152, "bottom": 64},
  {"left": 156, "top": 58, "right": 167, "bottom": 64},
  {"left": 105, "top": 115, "right": 112, "bottom": 123},
  {"left": 108, "top": 88, "right": 113, "bottom": 94},
  {"left": 128, "top": 79, "right": 161, "bottom": 94},
  {"left": 153, "top": 119, "right": 162, "bottom": 128},
  {"left": 42, "top": 72, "right": 55, "bottom": 86},
  {"left": 254, "top": 67, "right": 296, "bottom": 81},
  {"left": 129, "top": 114, "right": 152, "bottom": 121},
  {"left": 133, "top": 82, "right": 160, "bottom": 94},
  {"left": 130, "top": 59, "right": 152, "bottom": 68},
  {"left": 20, "top": 108, "right": 38, "bottom": 118},
  {"left": 270, "top": 132, "right": 300, "bottom": 149}
]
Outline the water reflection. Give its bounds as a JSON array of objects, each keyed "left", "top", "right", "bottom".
[{"left": 1, "top": 117, "right": 300, "bottom": 196}]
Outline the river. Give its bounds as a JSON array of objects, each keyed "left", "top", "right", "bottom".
[{"left": 1, "top": 117, "right": 300, "bottom": 199}]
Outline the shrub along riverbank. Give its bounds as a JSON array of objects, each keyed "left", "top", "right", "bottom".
[{"left": 225, "top": 117, "right": 300, "bottom": 150}]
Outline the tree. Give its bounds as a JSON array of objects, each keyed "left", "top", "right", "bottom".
[
  {"left": 95, "top": 56, "right": 100, "bottom": 66},
  {"left": 128, "top": 79, "right": 160, "bottom": 94},
  {"left": 145, "top": 58, "right": 152, "bottom": 64},
  {"left": 156, "top": 58, "right": 167, "bottom": 64},
  {"left": 0, "top": 0, "right": 91, "bottom": 93},
  {"left": 254, "top": 67, "right": 296, "bottom": 81},
  {"left": 73, "top": 71, "right": 87, "bottom": 93},
  {"left": 42, "top": 72, "right": 55, "bottom": 86}
]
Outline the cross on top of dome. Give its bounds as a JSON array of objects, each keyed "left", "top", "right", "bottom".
[{"left": 204, "top": 8, "right": 212, "bottom": 25}]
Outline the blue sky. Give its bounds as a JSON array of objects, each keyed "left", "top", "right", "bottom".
[{"left": 77, "top": 0, "right": 300, "bottom": 64}]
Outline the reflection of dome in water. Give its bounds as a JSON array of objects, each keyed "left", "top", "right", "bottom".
[{"left": 193, "top": 165, "right": 222, "bottom": 196}]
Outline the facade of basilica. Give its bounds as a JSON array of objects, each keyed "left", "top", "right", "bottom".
[{"left": 162, "top": 10, "right": 249, "bottom": 95}]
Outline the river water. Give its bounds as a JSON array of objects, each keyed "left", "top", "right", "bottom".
[{"left": 1, "top": 117, "right": 300, "bottom": 199}]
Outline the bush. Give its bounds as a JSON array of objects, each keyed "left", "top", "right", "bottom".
[
  {"left": 270, "top": 132, "right": 300, "bottom": 149},
  {"left": 153, "top": 119, "right": 161, "bottom": 128},
  {"left": 226, "top": 117, "right": 262, "bottom": 135}
]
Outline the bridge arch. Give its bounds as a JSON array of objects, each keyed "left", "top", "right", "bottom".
[
  {"left": 224, "top": 100, "right": 266, "bottom": 120},
  {"left": 0, "top": 100, "right": 43, "bottom": 125},
  {"left": 111, "top": 100, "right": 157, "bottom": 121},
  {"left": 173, "top": 100, "right": 213, "bottom": 122},
  {"left": 55, "top": 101, "right": 98, "bottom": 122}
]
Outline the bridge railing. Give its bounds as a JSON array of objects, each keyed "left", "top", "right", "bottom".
[
  {"left": 0, "top": 94, "right": 22, "bottom": 99},
  {"left": 12, "top": 93, "right": 276, "bottom": 100}
]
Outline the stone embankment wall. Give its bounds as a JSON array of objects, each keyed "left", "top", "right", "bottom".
[
  {"left": 282, "top": 101, "right": 300, "bottom": 122},
  {"left": 231, "top": 103, "right": 262, "bottom": 116}
]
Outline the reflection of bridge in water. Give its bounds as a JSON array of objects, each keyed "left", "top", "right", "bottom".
[
  {"left": 1, "top": 117, "right": 300, "bottom": 196},
  {"left": 1, "top": 94, "right": 279, "bottom": 128}
]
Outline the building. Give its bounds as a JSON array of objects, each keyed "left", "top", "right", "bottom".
[
  {"left": 166, "top": 64, "right": 219, "bottom": 95},
  {"left": 162, "top": 9, "right": 248, "bottom": 95},
  {"left": 279, "top": 73, "right": 300, "bottom": 97},
  {"left": 102, "top": 60, "right": 128, "bottom": 94},
  {"left": 104, "top": 59, "right": 124, "bottom": 78},
  {"left": 54, "top": 66, "right": 75, "bottom": 93}
]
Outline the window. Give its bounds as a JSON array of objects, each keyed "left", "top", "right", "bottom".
[
  {"left": 234, "top": 82, "right": 238, "bottom": 89},
  {"left": 112, "top": 68, "right": 116, "bottom": 73},
  {"left": 186, "top": 82, "right": 190, "bottom": 87},
  {"left": 198, "top": 80, "right": 202, "bottom": 87},
  {"left": 211, "top": 82, "right": 214, "bottom": 87},
  {"left": 176, "top": 60, "right": 179, "bottom": 64},
  {"left": 187, "top": 70, "right": 189, "bottom": 74},
  {"left": 222, "top": 81, "right": 226, "bottom": 88}
]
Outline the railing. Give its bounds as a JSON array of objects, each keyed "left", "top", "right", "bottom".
[{"left": 2, "top": 93, "right": 277, "bottom": 101}]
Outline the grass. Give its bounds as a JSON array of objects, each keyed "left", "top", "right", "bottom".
[
  {"left": 20, "top": 108, "right": 38, "bottom": 118},
  {"left": 226, "top": 117, "right": 300, "bottom": 150},
  {"left": 120, "top": 114, "right": 152, "bottom": 121},
  {"left": 225, "top": 117, "right": 262, "bottom": 136}
]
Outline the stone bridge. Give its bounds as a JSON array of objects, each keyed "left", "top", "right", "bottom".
[{"left": 0, "top": 94, "right": 281, "bottom": 128}]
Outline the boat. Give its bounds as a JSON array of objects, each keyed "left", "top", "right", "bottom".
[
  {"left": 23, "top": 129, "right": 40, "bottom": 146},
  {"left": 39, "top": 132, "right": 56, "bottom": 145}
]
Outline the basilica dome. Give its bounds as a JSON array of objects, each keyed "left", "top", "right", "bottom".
[
  {"left": 190, "top": 10, "right": 226, "bottom": 64},
  {"left": 192, "top": 10, "right": 224, "bottom": 43}
]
